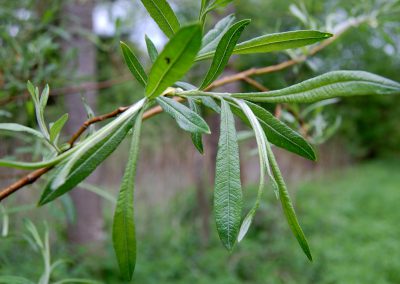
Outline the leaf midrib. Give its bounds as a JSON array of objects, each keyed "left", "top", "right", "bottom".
[
  {"left": 223, "top": 102, "right": 232, "bottom": 247},
  {"left": 124, "top": 49, "right": 147, "bottom": 85},
  {"left": 234, "top": 36, "right": 325, "bottom": 53},
  {"left": 148, "top": 0, "right": 176, "bottom": 36}
]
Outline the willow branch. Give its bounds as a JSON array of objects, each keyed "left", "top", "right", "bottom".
[{"left": 0, "top": 15, "right": 372, "bottom": 202}]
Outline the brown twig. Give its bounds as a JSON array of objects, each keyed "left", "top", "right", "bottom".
[
  {"left": 0, "top": 15, "right": 372, "bottom": 202},
  {"left": 242, "top": 77, "right": 269, "bottom": 92},
  {"left": 68, "top": 106, "right": 129, "bottom": 146},
  {"left": 0, "top": 167, "right": 53, "bottom": 201}
]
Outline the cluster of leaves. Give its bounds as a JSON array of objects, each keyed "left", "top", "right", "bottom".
[
  {"left": 0, "top": 220, "right": 100, "bottom": 284},
  {"left": 0, "top": 0, "right": 399, "bottom": 280},
  {"left": 0, "top": 0, "right": 69, "bottom": 97}
]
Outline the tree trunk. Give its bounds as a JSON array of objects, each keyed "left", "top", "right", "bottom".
[{"left": 62, "top": 0, "right": 104, "bottom": 245}]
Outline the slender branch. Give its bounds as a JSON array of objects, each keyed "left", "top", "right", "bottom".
[
  {"left": 0, "top": 15, "right": 372, "bottom": 202},
  {"left": 0, "top": 98, "right": 183, "bottom": 202},
  {"left": 68, "top": 106, "right": 129, "bottom": 146},
  {"left": 0, "top": 167, "right": 53, "bottom": 201},
  {"left": 242, "top": 77, "right": 269, "bottom": 92}
]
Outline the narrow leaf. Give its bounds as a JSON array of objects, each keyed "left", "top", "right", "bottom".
[
  {"left": 120, "top": 41, "right": 148, "bottom": 87},
  {"left": 145, "top": 35, "right": 159, "bottom": 63},
  {"left": 265, "top": 140, "right": 313, "bottom": 261},
  {"left": 140, "top": 0, "right": 180, "bottom": 38},
  {"left": 27, "top": 81, "right": 37, "bottom": 103},
  {"left": 0, "top": 123, "right": 44, "bottom": 139},
  {"left": 188, "top": 98, "right": 204, "bottom": 154},
  {"left": 214, "top": 99, "right": 242, "bottom": 250},
  {"left": 248, "top": 102, "right": 316, "bottom": 160},
  {"left": 113, "top": 109, "right": 144, "bottom": 280},
  {"left": 233, "top": 30, "right": 332, "bottom": 55},
  {"left": 232, "top": 71, "right": 400, "bottom": 103},
  {"left": 200, "top": 14, "right": 236, "bottom": 55},
  {"left": 197, "top": 30, "right": 332, "bottom": 60},
  {"left": 230, "top": 102, "right": 316, "bottom": 160},
  {"left": 146, "top": 24, "right": 202, "bottom": 99},
  {"left": 38, "top": 113, "right": 138, "bottom": 205},
  {"left": 49, "top": 113, "right": 69, "bottom": 143},
  {"left": 157, "top": 96, "right": 210, "bottom": 134},
  {"left": 233, "top": 99, "right": 277, "bottom": 241},
  {"left": 39, "top": 84, "right": 50, "bottom": 112},
  {"left": 200, "top": 19, "right": 250, "bottom": 90}
]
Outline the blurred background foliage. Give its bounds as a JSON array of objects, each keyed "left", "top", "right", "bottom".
[{"left": 0, "top": 0, "right": 399, "bottom": 283}]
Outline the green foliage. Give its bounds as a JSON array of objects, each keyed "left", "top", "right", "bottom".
[
  {"left": 232, "top": 70, "right": 400, "bottom": 103},
  {"left": 120, "top": 42, "right": 148, "bottom": 87},
  {"left": 39, "top": 107, "right": 143, "bottom": 205},
  {"left": 1, "top": 161, "right": 400, "bottom": 283},
  {"left": 113, "top": 109, "right": 145, "bottom": 281},
  {"left": 199, "top": 19, "right": 251, "bottom": 89},
  {"left": 187, "top": 98, "right": 205, "bottom": 154},
  {"left": 145, "top": 35, "right": 159, "bottom": 63},
  {"left": 1, "top": 0, "right": 399, "bottom": 278},
  {"left": 146, "top": 24, "right": 202, "bottom": 99},
  {"left": 197, "top": 30, "right": 332, "bottom": 60},
  {"left": 139, "top": 0, "right": 181, "bottom": 38},
  {"left": 231, "top": 101, "right": 316, "bottom": 160},
  {"left": 214, "top": 100, "right": 243, "bottom": 250},
  {"left": 157, "top": 96, "right": 211, "bottom": 134},
  {"left": 0, "top": 220, "right": 100, "bottom": 284}
]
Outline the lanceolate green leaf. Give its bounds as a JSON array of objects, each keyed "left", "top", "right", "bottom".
[
  {"left": 247, "top": 102, "right": 316, "bottom": 160},
  {"left": 120, "top": 41, "right": 148, "bottom": 87},
  {"left": 265, "top": 140, "right": 313, "bottom": 261},
  {"left": 38, "top": 113, "right": 139, "bottom": 205},
  {"left": 228, "top": 102, "right": 316, "bottom": 161},
  {"left": 200, "top": 19, "right": 250, "bottom": 90},
  {"left": 199, "top": 14, "right": 236, "bottom": 55},
  {"left": 49, "top": 113, "right": 69, "bottom": 143},
  {"left": 0, "top": 123, "right": 44, "bottom": 139},
  {"left": 232, "top": 71, "right": 400, "bottom": 103},
  {"left": 146, "top": 25, "right": 202, "bottom": 99},
  {"left": 157, "top": 96, "right": 210, "bottom": 134},
  {"left": 188, "top": 98, "right": 204, "bottom": 154},
  {"left": 196, "top": 30, "right": 332, "bottom": 60},
  {"left": 145, "top": 35, "right": 159, "bottom": 63},
  {"left": 214, "top": 99, "right": 242, "bottom": 250},
  {"left": 39, "top": 84, "right": 50, "bottom": 112},
  {"left": 233, "top": 30, "right": 331, "bottom": 54},
  {"left": 140, "top": 0, "right": 180, "bottom": 38},
  {"left": 233, "top": 99, "right": 271, "bottom": 242},
  {"left": 113, "top": 109, "right": 144, "bottom": 281}
]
